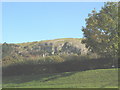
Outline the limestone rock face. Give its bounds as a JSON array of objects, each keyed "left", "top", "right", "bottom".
[{"left": 2, "top": 38, "right": 89, "bottom": 58}]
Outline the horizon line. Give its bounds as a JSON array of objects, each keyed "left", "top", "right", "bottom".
[{"left": 2, "top": 37, "right": 83, "bottom": 44}]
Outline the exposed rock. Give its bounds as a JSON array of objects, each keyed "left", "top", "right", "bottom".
[{"left": 2, "top": 38, "right": 89, "bottom": 59}]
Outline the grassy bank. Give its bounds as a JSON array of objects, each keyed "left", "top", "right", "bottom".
[{"left": 3, "top": 68, "right": 118, "bottom": 88}]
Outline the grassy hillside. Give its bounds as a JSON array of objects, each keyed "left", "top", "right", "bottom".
[
  {"left": 2, "top": 38, "right": 89, "bottom": 66},
  {"left": 2, "top": 38, "right": 118, "bottom": 88},
  {"left": 3, "top": 68, "right": 118, "bottom": 88}
]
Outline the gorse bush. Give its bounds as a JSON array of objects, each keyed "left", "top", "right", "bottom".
[
  {"left": 45, "top": 55, "right": 64, "bottom": 63},
  {"left": 2, "top": 54, "right": 101, "bottom": 67},
  {"left": 3, "top": 55, "right": 66, "bottom": 67}
]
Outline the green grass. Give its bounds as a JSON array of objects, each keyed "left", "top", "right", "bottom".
[{"left": 3, "top": 68, "right": 118, "bottom": 88}]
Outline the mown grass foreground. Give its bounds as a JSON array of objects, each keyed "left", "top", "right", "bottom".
[{"left": 3, "top": 68, "right": 118, "bottom": 88}]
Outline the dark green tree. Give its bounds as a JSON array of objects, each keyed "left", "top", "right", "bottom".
[
  {"left": 82, "top": 2, "right": 118, "bottom": 58},
  {"left": 2, "top": 42, "right": 13, "bottom": 58}
]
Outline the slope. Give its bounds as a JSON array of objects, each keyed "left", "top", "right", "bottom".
[{"left": 3, "top": 68, "right": 118, "bottom": 88}]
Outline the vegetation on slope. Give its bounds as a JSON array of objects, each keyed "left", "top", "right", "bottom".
[
  {"left": 2, "top": 38, "right": 88, "bottom": 66},
  {"left": 3, "top": 55, "right": 118, "bottom": 76}
]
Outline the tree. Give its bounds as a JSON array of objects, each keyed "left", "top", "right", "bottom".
[
  {"left": 2, "top": 42, "right": 13, "bottom": 58},
  {"left": 82, "top": 2, "right": 118, "bottom": 58}
]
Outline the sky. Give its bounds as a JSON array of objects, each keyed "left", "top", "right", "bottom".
[{"left": 2, "top": 2, "right": 104, "bottom": 43}]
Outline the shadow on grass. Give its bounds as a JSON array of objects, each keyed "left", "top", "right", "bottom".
[
  {"left": 2, "top": 57, "right": 118, "bottom": 77},
  {"left": 3, "top": 71, "right": 76, "bottom": 84}
]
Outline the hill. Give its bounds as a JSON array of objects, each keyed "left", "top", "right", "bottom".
[
  {"left": 2, "top": 38, "right": 118, "bottom": 88},
  {"left": 3, "top": 68, "right": 118, "bottom": 88},
  {"left": 2, "top": 38, "right": 118, "bottom": 76},
  {"left": 2, "top": 38, "right": 89, "bottom": 66}
]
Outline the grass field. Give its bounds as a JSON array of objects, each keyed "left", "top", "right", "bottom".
[{"left": 3, "top": 68, "right": 118, "bottom": 88}]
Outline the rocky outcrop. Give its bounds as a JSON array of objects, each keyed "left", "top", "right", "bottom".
[{"left": 2, "top": 38, "right": 89, "bottom": 58}]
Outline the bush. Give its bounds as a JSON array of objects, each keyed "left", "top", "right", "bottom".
[{"left": 2, "top": 54, "right": 118, "bottom": 76}]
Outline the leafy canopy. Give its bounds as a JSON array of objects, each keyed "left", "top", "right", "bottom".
[{"left": 82, "top": 2, "right": 118, "bottom": 58}]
